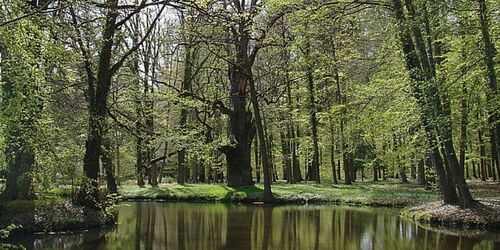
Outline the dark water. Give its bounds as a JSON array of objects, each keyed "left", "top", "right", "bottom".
[{"left": 5, "top": 202, "right": 500, "bottom": 250}]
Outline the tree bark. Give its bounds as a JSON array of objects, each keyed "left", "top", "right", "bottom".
[
  {"left": 418, "top": 159, "right": 426, "bottom": 186},
  {"left": 306, "top": 65, "right": 320, "bottom": 184},
  {"left": 102, "top": 137, "right": 118, "bottom": 194},
  {"left": 254, "top": 138, "right": 261, "bottom": 183},
  {"left": 177, "top": 39, "right": 194, "bottom": 185},
  {"left": 221, "top": 45, "right": 255, "bottom": 187},
  {"left": 478, "top": 0, "right": 500, "bottom": 177},
  {"left": 249, "top": 74, "right": 273, "bottom": 202},
  {"left": 478, "top": 123, "right": 487, "bottom": 181},
  {"left": 78, "top": 0, "right": 119, "bottom": 208},
  {"left": 393, "top": 0, "right": 460, "bottom": 205}
]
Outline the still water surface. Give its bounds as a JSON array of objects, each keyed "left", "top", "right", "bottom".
[{"left": 7, "top": 202, "right": 500, "bottom": 249}]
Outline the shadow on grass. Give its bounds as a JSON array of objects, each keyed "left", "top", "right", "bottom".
[{"left": 222, "top": 185, "right": 264, "bottom": 201}]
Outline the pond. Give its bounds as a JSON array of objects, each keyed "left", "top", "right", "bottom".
[{"left": 6, "top": 202, "right": 500, "bottom": 249}]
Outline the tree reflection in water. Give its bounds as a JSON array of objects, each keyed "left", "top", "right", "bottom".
[{"left": 5, "top": 202, "right": 500, "bottom": 250}]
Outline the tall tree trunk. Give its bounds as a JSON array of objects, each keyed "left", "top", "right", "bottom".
[
  {"left": 286, "top": 127, "right": 295, "bottom": 184},
  {"left": 459, "top": 81, "right": 468, "bottom": 177},
  {"left": 249, "top": 73, "right": 273, "bottom": 202},
  {"left": 303, "top": 35, "right": 320, "bottom": 184},
  {"left": 329, "top": 117, "right": 338, "bottom": 184},
  {"left": 478, "top": 0, "right": 500, "bottom": 177},
  {"left": 144, "top": 53, "right": 155, "bottom": 187},
  {"left": 306, "top": 66, "right": 320, "bottom": 184},
  {"left": 409, "top": 0, "right": 474, "bottom": 207},
  {"left": 78, "top": 0, "right": 119, "bottom": 208},
  {"left": 177, "top": 41, "right": 194, "bottom": 185},
  {"left": 220, "top": 60, "right": 254, "bottom": 187},
  {"left": 393, "top": 0, "right": 459, "bottom": 205},
  {"left": 337, "top": 60, "right": 350, "bottom": 185},
  {"left": 133, "top": 31, "right": 145, "bottom": 187}
]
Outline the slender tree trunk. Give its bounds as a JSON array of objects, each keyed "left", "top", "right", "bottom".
[
  {"left": 393, "top": 0, "right": 460, "bottom": 205},
  {"left": 337, "top": 74, "right": 350, "bottom": 184},
  {"left": 254, "top": 138, "right": 261, "bottom": 183},
  {"left": 341, "top": 121, "right": 350, "bottom": 185},
  {"left": 280, "top": 130, "right": 292, "bottom": 182},
  {"left": 459, "top": 81, "right": 468, "bottom": 178},
  {"left": 410, "top": 163, "right": 416, "bottom": 180},
  {"left": 133, "top": 42, "right": 145, "bottom": 187},
  {"left": 472, "top": 160, "right": 477, "bottom": 179},
  {"left": 413, "top": 0, "right": 474, "bottom": 207},
  {"left": 158, "top": 142, "right": 167, "bottom": 184},
  {"left": 286, "top": 127, "right": 295, "bottom": 184},
  {"left": 478, "top": 0, "right": 500, "bottom": 177},
  {"left": 102, "top": 137, "right": 117, "bottom": 194},
  {"left": 306, "top": 65, "right": 320, "bottom": 183},
  {"left": 249, "top": 73, "right": 273, "bottom": 202},
  {"left": 329, "top": 116, "right": 337, "bottom": 184},
  {"left": 291, "top": 127, "right": 301, "bottom": 183},
  {"left": 418, "top": 159, "right": 426, "bottom": 186},
  {"left": 115, "top": 143, "right": 120, "bottom": 185},
  {"left": 478, "top": 115, "right": 487, "bottom": 181},
  {"left": 337, "top": 159, "right": 341, "bottom": 181},
  {"left": 177, "top": 43, "right": 193, "bottom": 185}
]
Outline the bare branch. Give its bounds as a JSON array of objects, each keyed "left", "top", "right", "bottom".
[{"left": 110, "top": 3, "right": 167, "bottom": 74}]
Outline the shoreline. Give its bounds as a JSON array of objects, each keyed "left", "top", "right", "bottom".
[
  {"left": 2, "top": 181, "right": 499, "bottom": 236},
  {"left": 401, "top": 198, "right": 500, "bottom": 230}
]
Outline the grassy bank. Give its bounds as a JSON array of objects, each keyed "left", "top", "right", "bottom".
[
  {"left": 119, "top": 180, "right": 440, "bottom": 206},
  {"left": 2, "top": 180, "right": 497, "bottom": 235},
  {"left": 119, "top": 180, "right": 500, "bottom": 229}
]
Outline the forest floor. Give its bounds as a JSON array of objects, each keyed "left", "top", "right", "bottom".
[
  {"left": 118, "top": 179, "right": 499, "bottom": 207},
  {"left": 402, "top": 181, "right": 500, "bottom": 229}
]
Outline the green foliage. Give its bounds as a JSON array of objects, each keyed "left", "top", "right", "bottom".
[
  {"left": 0, "top": 0, "right": 498, "bottom": 214},
  {"left": 0, "top": 224, "right": 22, "bottom": 239}
]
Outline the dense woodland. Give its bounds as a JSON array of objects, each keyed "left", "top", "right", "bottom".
[{"left": 0, "top": 0, "right": 498, "bottom": 210}]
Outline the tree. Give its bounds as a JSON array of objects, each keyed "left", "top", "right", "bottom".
[
  {"left": 69, "top": 1, "right": 166, "bottom": 208},
  {"left": 0, "top": 0, "right": 52, "bottom": 200}
]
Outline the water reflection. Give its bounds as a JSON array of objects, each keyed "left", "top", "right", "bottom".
[{"left": 6, "top": 202, "right": 500, "bottom": 250}]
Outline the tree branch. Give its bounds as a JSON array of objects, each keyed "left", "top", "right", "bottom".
[{"left": 110, "top": 3, "right": 167, "bottom": 74}]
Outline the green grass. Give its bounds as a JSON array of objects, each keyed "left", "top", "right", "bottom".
[{"left": 118, "top": 180, "right": 440, "bottom": 207}]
